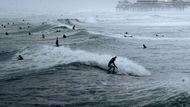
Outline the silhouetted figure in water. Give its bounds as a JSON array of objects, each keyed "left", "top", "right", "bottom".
[
  {"left": 3, "top": 25, "right": 6, "bottom": 28},
  {"left": 143, "top": 44, "right": 147, "bottom": 49},
  {"left": 72, "top": 25, "right": 75, "bottom": 30},
  {"left": 56, "top": 38, "right": 59, "bottom": 47},
  {"left": 124, "top": 35, "right": 133, "bottom": 38},
  {"left": 7, "top": 22, "right": 9, "bottom": 25},
  {"left": 156, "top": 34, "right": 164, "bottom": 37},
  {"left": 124, "top": 32, "right": 133, "bottom": 38},
  {"left": 17, "top": 55, "right": 23, "bottom": 60},
  {"left": 28, "top": 26, "right": 31, "bottom": 28},
  {"left": 22, "top": 19, "right": 25, "bottom": 22},
  {"left": 42, "top": 34, "right": 45, "bottom": 39},
  {"left": 182, "top": 79, "right": 185, "bottom": 82},
  {"left": 1, "top": 24, "right": 3, "bottom": 27},
  {"left": 12, "top": 22, "right": 14, "bottom": 25},
  {"left": 108, "top": 56, "right": 118, "bottom": 74},
  {"left": 19, "top": 27, "right": 22, "bottom": 30},
  {"left": 63, "top": 34, "right": 66, "bottom": 38},
  {"left": 56, "top": 30, "right": 61, "bottom": 33},
  {"left": 5, "top": 32, "right": 8, "bottom": 35},
  {"left": 28, "top": 32, "right": 31, "bottom": 35}
]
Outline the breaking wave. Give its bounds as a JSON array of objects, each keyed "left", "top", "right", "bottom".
[{"left": 1, "top": 45, "right": 151, "bottom": 76}]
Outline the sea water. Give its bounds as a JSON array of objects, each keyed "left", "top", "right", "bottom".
[{"left": 0, "top": 10, "right": 190, "bottom": 107}]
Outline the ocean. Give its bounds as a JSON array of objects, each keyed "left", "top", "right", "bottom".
[{"left": 0, "top": 10, "right": 190, "bottom": 107}]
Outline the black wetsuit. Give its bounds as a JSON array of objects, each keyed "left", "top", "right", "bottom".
[
  {"left": 72, "top": 25, "right": 75, "bottom": 30},
  {"left": 108, "top": 57, "right": 117, "bottom": 74},
  {"left": 56, "top": 38, "right": 59, "bottom": 47},
  {"left": 42, "top": 34, "right": 45, "bottom": 39},
  {"left": 18, "top": 55, "right": 23, "bottom": 60},
  {"left": 63, "top": 35, "right": 66, "bottom": 38},
  {"left": 143, "top": 44, "right": 147, "bottom": 49}
]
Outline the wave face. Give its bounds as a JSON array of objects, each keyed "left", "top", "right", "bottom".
[{"left": 1, "top": 45, "right": 150, "bottom": 76}]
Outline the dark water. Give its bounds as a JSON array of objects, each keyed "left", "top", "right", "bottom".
[{"left": 0, "top": 14, "right": 190, "bottom": 107}]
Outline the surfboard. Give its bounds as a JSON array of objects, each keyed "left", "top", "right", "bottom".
[{"left": 96, "top": 66, "right": 122, "bottom": 75}]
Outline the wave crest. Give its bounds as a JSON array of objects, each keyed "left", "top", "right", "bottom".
[{"left": 2, "top": 45, "right": 151, "bottom": 76}]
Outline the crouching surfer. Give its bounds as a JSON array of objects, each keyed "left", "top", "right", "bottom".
[{"left": 108, "top": 56, "right": 118, "bottom": 74}]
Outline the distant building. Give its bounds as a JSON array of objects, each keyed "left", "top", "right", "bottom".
[{"left": 116, "top": 0, "right": 190, "bottom": 11}]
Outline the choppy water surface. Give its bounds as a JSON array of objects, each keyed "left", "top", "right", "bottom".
[{"left": 0, "top": 11, "right": 190, "bottom": 107}]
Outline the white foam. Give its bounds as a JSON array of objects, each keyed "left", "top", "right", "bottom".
[
  {"left": 78, "top": 16, "right": 98, "bottom": 23},
  {"left": 2, "top": 45, "right": 151, "bottom": 76}
]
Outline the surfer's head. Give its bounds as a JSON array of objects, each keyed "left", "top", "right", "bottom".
[{"left": 113, "top": 56, "right": 117, "bottom": 60}]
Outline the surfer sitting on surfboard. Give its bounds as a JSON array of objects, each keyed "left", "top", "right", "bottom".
[
  {"left": 108, "top": 56, "right": 118, "bottom": 74},
  {"left": 17, "top": 55, "right": 23, "bottom": 60}
]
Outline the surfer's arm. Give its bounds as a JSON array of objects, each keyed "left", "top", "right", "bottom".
[
  {"left": 113, "top": 62, "right": 118, "bottom": 68},
  {"left": 115, "top": 66, "right": 118, "bottom": 69}
]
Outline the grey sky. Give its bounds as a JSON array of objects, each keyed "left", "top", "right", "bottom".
[
  {"left": 1, "top": 0, "right": 190, "bottom": 15},
  {"left": 0, "top": 0, "right": 120, "bottom": 12}
]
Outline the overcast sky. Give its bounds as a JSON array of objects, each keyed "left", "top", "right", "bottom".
[
  {"left": 0, "top": 0, "right": 120, "bottom": 12},
  {"left": 1, "top": 0, "right": 190, "bottom": 16}
]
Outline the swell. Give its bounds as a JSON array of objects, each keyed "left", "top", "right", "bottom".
[
  {"left": 57, "top": 18, "right": 81, "bottom": 26},
  {"left": 143, "top": 92, "right": 190, "bottom": 107},
  {"left": 0, "top": 50, "right": 18, "bottom": 61},
  {"left": 0, "top": 45, "right": 151, "bottom": 77},
  {"left": 0, "top": 63, "right": 91, "bottom": 83},
  {"left": 0, "top": 24, "right": 54, "bottom": 36}
]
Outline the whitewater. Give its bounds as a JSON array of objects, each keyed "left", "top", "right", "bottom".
[{"left": 1, "top": 10, "right": 190, "bottom": 107}]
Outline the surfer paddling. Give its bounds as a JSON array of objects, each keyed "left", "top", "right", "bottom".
[{"left": 108, "top": 56, "right": 118, "bottom": 74}]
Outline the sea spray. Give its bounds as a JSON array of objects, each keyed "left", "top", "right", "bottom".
[{"left": 2, "top": 45, "right": 151, "bottom": 76}]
